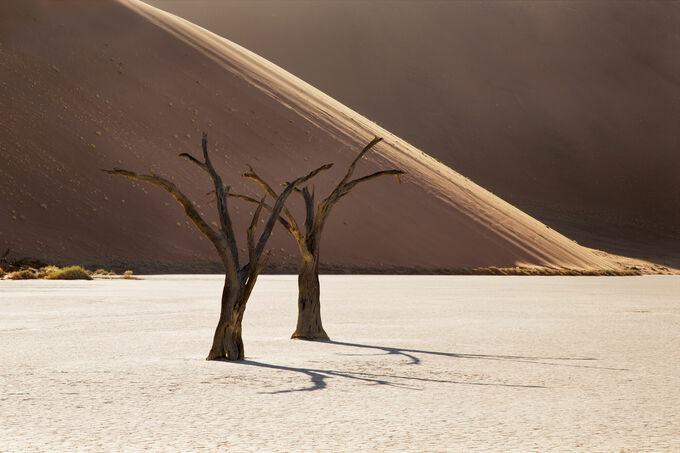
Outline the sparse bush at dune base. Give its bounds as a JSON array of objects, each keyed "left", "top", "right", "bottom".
[
  {"left": 44, "top": 266, "right": 92, "bottom": 280},
  {"left": 93, "top": 269, "right": 117, "bottom": 276},
  {"left": 458, "top": 266, "right": 642, "bottom": 276},
  {"left": 0, "top": 265, "right": 129, "bottom": 280},
  {"left": 38, "top": 265, "right": 61, "bottom": 278},
  {"left": 8, "top": 269, "right": 39, "bottom": 280}
]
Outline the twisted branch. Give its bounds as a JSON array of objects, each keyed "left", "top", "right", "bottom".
[
  {"left": 227, "top": 193, "right": 292, "bottom": 232},
  {"left": 253, "top": 163, "right": 333, "bottom": 259},
  {"left": 317, "top": 137, "right": 402, "bottom": 230},
  {"left": 100, "top": 168, "right": 231, "bottom": 270},
  {"left": 243, "top": 165, "right": 305, "bottom": 241}
]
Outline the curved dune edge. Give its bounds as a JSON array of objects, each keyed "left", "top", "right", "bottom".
[
  {"left": 0, "top": 0, "right": 647, "bottom": 272},
  {"left": 142, "top": 0, "right": 680, "bottom": 245},
  {"left": 121, "top": 0, "right": 613, "bottom": 271}
]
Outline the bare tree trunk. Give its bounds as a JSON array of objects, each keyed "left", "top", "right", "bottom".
[
  {"left": 208, "top": 319, "right": 244, "bottom": 361},
  {"left": 206, "top": 279, "right": 245, "bottom": 360},
  {"left": 292, "top": 254, "right": 329, "bottom": 340}
]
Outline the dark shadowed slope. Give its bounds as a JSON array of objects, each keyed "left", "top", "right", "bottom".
[
  {"left": 146, "top": 0, "right": 680, "bottom": 266},
  {"left": 0, "top": 0, "right": 619, "bottom": 272}
]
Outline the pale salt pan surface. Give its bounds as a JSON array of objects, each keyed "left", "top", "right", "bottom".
[{"left": 1, "top": 275, "right": 679, "bottom": 452}]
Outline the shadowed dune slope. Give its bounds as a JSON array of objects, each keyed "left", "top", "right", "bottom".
[
  {"left": 146, "top": 0, "right": 680, "bottom": 264},
  {"left": 0, "top": 0, "right": 616, "bottom": 272}
]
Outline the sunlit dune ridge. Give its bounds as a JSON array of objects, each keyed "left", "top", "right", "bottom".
[{"left": 0, "top": 0, "right": 615, "bottom": 272}]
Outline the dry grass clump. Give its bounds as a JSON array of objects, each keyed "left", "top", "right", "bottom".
[
  {"left": 93, "top": 268, "right": 117, "bottom": 276},
  {"left": 313, "top": 263, "right": 643, "bottom": 276},
  {"left": 9, "top": 268, "right": 39, "bottom": 280},
  {"left": 38, "top": 265, "right": 61, "bottom": 278},
  {"left": 458, "top": 266, "right": 641, "bottom": 276},
  {"left": 0, "top": 258, "right": 107, "bottom": 280},
  {"left": 89, "top": 268, "right": 138, "bottom": 279},
  {"left": 121, "top": 269, "right": 139, "bottom": 280},
  {"left": 45, "top": 265, "right": 92, "bottom": 280}
]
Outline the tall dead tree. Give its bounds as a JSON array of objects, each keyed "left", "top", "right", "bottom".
[
  {"left": 103, "top": 132, "right": 331, "bottom": 360},
  {"left": 233, "top": 137, "right": 403, "bottom": 341}
]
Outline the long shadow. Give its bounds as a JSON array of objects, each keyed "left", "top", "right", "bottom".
[
  {"left": 323, "top": 340, "right": 628, "bottom": 371},
  {"left": 230, "top": 360, "right": 545, "bottom": 394},
  {"left": 214, "top": 340, "right": 625, "bottom": 394}
]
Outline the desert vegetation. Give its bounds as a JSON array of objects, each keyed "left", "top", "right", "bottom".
[
  {"left": 0, "top": 250, "right": 130, "bottom": 280},
  {"left": 2, "top": 265, "right": 92, "bottom": 280},
  {"left": 93, "top": 269, "right": 117, "bottom": 276},
  {"left": 6, "top": 269, "right": 40, "bottom": 280},
  {"left": 457, "top": 266, "right": 642, "bottom": 276},
  {"left": 233, "top": 137, "right": 403, "bottom": 341},
  {"left": 103, "top": 132, "right": 331, "bottom": 360},
  {"left": 44, "top": 265, "right": 92, "bottom": 280}
]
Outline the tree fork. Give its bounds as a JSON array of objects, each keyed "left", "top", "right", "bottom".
[
  {"left": 103, "top": 132, "right": 331, "bottom": 360},
  {"left": 241, "top": 137, "right": 404, "bottom": 342}
]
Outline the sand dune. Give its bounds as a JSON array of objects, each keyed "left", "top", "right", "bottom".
[
  {"left": 146, "top": 0, "right": 680, "bottom": 264},
  {"left": 0, "top": 0, "right": 620, "bottom": 272}
]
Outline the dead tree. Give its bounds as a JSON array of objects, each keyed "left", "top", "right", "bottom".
[
  {"left": 233, "top": 137, "right": 403, "bottom": 341},
  {"left": 103, "top": 132, "right": 331, "bottom": 360}
]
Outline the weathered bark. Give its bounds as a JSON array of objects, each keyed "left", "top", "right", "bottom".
[
  {"left": 208, "top": 319, "right": 244, "bottom": 361},
  {"left": 206, "top": 278, "right": 245, "bottom": 360},
  {"left": 292, "top": 254, "right": 329, "bottom": 340}
]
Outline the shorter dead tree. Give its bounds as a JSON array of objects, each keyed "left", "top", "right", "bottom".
[
  {"left": 233, "top": 137, "right": 403, "bottom": 341},
  {"left": 103, "top": 132, "right": 331, "bottom": 360}
]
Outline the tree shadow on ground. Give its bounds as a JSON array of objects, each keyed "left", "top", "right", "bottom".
[
  {"left": 215, "top": 339, "right": 627, "bottom": 393},
  {"left": 323, "top": 340, "right": 628, "bottom": 371},
  {"left": 214, "top": 340, "right": 627, "bottom": 394},
  {"left": 232, "top": 360, "right": 546, "bottom": 394}
]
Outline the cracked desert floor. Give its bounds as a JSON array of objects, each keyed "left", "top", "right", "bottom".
[{"left": 1, "top": 275, "right": 679, "bottom": 452}]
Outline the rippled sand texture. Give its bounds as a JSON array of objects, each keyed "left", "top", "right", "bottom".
[{"left": 1, "top": 275, "right": 679, "bottom": 452}]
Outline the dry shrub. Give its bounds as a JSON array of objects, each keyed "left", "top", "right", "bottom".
[
  {"left": 9, "top": 268, "right": 39, "bottom": 280},
  {"left": 121, "top": 269, "right": 137, "bottom": 280},
  {"left": 45, "top": 266, "right": 92, "bottom": 280},
  {"left": 93, "top": 269, "right": 116, "bottom": 276},
  {"left": 38, "top": 265, "right": 61, "bottom": 278}
]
